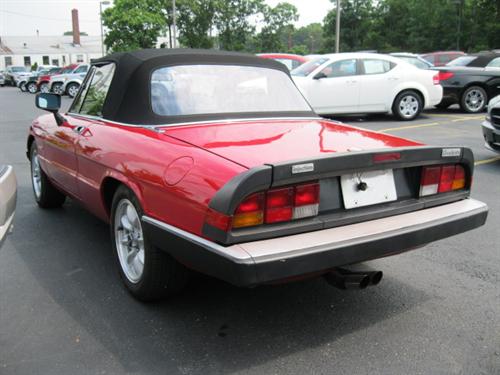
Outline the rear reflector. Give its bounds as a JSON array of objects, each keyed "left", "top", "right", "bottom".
[
  {"left": 420, "top": 164, "right": 466, "bottom": 197},
  {"left": 205, "top": 208, "right": 230, "bottom": 231}
]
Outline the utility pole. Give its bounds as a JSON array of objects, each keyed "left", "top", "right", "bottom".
[
  {"left": 172, "top": 0, "right": 177, "bottom": 48},
  {"left": 335, "top": 0, "right": 341, "bottom": 53},
  {"left": 99, "top": 1, "right": 110, "bottom": 56}
]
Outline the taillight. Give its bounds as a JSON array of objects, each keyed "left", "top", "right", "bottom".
[
  {"left": 232, "top": 192, "right": 264, "bottom": 228},
  {"left": 432, "top": 73, "right": 440, "bottom": 85},
  {"left": 232, "top": 182, "right": 320, "bottom": 229},
  {"left": 420, "top": 164, "right": 466, "bottom": 197},
  {"left": 437, "top": 71, "right": 454, "bottom": 82}
]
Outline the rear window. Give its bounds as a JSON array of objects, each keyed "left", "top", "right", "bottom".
[
  {"left": 447, "top": 56, "right": 477, "bottom": 66},
  {"left": 150, "top": 65, "right": 311, "bottom": 116}
]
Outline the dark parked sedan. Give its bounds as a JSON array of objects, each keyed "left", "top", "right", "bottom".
[{"left": 433, "top": 60, "right": 500, "bottom": 113}]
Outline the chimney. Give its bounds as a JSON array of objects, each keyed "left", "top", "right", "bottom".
[{"left": 71, "top": 9, "right": 81, "bottom": 45}]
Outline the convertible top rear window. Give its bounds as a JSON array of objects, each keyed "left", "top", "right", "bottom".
[{"left": 151, "top": 65, "right": 311, "bottom": 116}]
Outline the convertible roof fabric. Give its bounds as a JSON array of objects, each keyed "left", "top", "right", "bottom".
[
  {"left": 467, "top": 52, "right": 500, "bottom": 67},
  {"left": 90, "top": 48, "right": 314, "bottom": 125}
]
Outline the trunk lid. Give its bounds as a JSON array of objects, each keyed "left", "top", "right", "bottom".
[{"left": 163, "top": 118, "right": 421, "bottom": 168}]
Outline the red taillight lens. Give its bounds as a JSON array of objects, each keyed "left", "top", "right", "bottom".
[
  {"left": 294, "top": 183, "right": 320, "bottom": 206},
  {"left": 438, "top": 71, "right": 454, "bottom": 81},
  {"left": 265, "top": 188, "right": 293, "bottom": 224},
  {"left": 231, "top": 182, "right": 320, "bottom": 229},
  {"left": 420, "top": 164, "right": 467, "bottom": 197},
  {"left": 232, "top": 192, "right": 264, "bottom": 228},
  {"left": 433, "top": 73, "right": 440, "bottom": 85},
  {"left": 438, "top": 165, "right": 456, "bottom": 192}
]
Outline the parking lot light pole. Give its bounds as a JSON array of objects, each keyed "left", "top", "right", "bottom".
[
  {"left": 172, "top": 0, "right": 177, "bottom": 48},
  {"left": 335, "top": 0, "right": 341, "bottom": 53},
  {"left": 100, "top": 1, "right": 110, "bottom": 56}
]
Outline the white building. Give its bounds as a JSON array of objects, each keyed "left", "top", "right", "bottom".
[{"left": 0, "top": 35, "right": 103, "bottom": 70}]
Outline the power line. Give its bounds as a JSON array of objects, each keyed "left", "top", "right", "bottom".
[{"left": 0, "top": 9, "right": 100, "bottom": 23}]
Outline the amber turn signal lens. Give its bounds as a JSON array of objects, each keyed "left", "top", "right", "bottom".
[{"left": 232, "top": 211, "right": 264, "bottom": 228}]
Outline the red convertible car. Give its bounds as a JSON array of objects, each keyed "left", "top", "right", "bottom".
[{"left": 28, "top": 49, "right": 488, "bottom": 301}]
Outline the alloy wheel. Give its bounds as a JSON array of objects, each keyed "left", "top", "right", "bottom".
[
  {"left": 398, "top": 95, "right": 419, "bottom": 119},
  {"left": 114, "top": 199, "right": 145, "bottom": 284},
  {"left": 464, "top": 89, "right": 485, "bottom": 112},
  {"left": 31, "top": 149, "right": 42, "bottom": 200}
]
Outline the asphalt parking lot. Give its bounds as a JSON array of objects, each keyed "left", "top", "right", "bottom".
[{"left": 0, "top": 86, "right": 499, "bottom": 375}]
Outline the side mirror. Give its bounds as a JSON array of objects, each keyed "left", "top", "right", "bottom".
[
  {"left": 35, "top": 93, "right": 61, "bottom": 112},
  {"left": 313, "top": 72, "right": 327, "bottom": 80},
  {"left": 35, "top": 93, "right": 65, "bottom": 126}
]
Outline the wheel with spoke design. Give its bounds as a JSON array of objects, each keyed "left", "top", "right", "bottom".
[
  {"left": 30, "top": 142, "right": 66, "bottom": 208},
  {"left": 66, "top": 83, "right": 80, "bottom": 98},
  {"left": 460, "top": 86, "right": 487, "bottom": 113},
  {"left": 110, "top": 185, "right": 189, "bottom": 301},
  {"left": 393, "top": 90, "right": 422, "bottom": 121}
]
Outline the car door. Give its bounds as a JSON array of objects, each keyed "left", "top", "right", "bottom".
[
  {"left": 67, "top": 63, "right": 116, "bottom": 205},
  {"left": 307, "top": 58, "right": 360, "bottom": 114},
  {"left": 39, "top": 110, "right": 82, "bottom": 197},
  {"left": 358, "top": 58, "right": 398, "bottom": 112}
]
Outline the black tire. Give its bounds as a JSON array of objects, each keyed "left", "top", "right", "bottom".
[
  {"left": 460, "top": 85, "right": 487, "bottom": 113},
  {"left": 392, "top": 90, "right": 423, "bottom": 121},
  {"left": 66, "top": 82, "right": 80, "bottom": 98},
  {"left": 19, "top": 82, "right": 27, "bottom": 92},
  {"left": 110, "top": 185, "right": 189, "bottom": 301},
  {"left": 27, "top": 82, "right": 38, "bottom": 94},
  {"left": 52, "top": 83, "right": 64, "bottom": 95},
  {"left": 30, "top": 142, "right": 66, "bottom": 208}
]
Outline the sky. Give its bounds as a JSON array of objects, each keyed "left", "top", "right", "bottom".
[{"left": 0, "top": 0, "right": 333, "bottom": 36}]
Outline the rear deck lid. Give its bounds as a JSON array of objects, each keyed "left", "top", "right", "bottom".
[{"left": 163, "top": 118, "right": 422, "bottom": 168}]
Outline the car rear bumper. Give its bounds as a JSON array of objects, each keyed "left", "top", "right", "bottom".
[
  {"left": 142, "top": 198, "right": 488, "bottom": 287},
  {"left": 440, "top": 86, "right": 461, "bottom": 104},
  {"left": 0, "top": 166, "right": 17, "bottom": 247}
]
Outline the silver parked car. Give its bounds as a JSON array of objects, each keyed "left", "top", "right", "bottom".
[
  {"left": 482, "top": 95, "right": 500, "bottom": 153},
  {"left": 49, "top": 64, "right": 89, "bottom": 97},
  {"left": 0, "top": 70, "right": 5, "bottom": 86},
  {"left": 0, "top": 165, "right": 16, "bottom": 247}
]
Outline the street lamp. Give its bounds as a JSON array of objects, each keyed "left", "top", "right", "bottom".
[
  {"left": 100, "top": 1, "right": 110, "bottom": 56},
  {"left": 172, "top": 0, "right": 177, "bottom": 48},
  {"left": 335, "top": 0, "right": 341, "bottom": 53}
]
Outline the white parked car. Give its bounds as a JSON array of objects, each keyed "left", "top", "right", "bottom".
[
  {"left": 49, "top": 64, "right": 89, "bottom": 97},
  {"left": 0, "top": 165, "right": 16, "bottom": 248},
  {"left": 292, "top": 53, "right": 443, "bottom": 120}
]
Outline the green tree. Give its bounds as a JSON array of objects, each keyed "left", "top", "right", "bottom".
[
  {"left": 214, "top": 0, "right": 264, "bottom": 51},
  {"left": 102, "top": 0, "right": 167, "bottom": 52},
  {"left": 177, "top": 0, "right": 217, "bottom": 48},
  {"left": 292, "top": 23, "right": 324, "bottom": 54},
  {"left": 258, "top": 2, "right": 299, "bottom": 52}
]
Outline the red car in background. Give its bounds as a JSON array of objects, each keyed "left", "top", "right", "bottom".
[
  {"left": 28, "top": 49, "right": 487, "bottom": 301},
  {"left": 258, "top": 53, "right": 309, "bottom": 70},
  {"left": 421, "top": 51, "right": 465, "bottom": 67},
  {"left": 37, "top": 64, "right": 78, "bottom": 93}
]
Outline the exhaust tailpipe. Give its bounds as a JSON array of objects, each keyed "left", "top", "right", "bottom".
[
  {"left": 324, "top": 268, "right": 383, "bottom": 290},
  {"left": 324, "top": 268, "right": 370, "bottom": 290}
]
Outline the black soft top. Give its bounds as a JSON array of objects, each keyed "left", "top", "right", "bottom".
[
  {"left": 90, "top": 48, "right": 313, "bottom": 125},
  {"left": 466, "top": 52, "right": 500, "bottom": 67}
]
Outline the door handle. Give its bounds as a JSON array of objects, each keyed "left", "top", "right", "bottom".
[
  {"left": 73, "top": 126, "right": 87, "bottom": 134},
  {"left": 388, "top": 77, "right": 399, "bottom": 81}
]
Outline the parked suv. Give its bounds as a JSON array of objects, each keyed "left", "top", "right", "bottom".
[
  {"left": 4, "top": 66, "right": 31, "bottom": 86},
  {"left": 49, "top": 64, "right": 89, "bottom": 97},
  {"left": 37, "top": 64, "right": 77, "bottom": 93}
]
